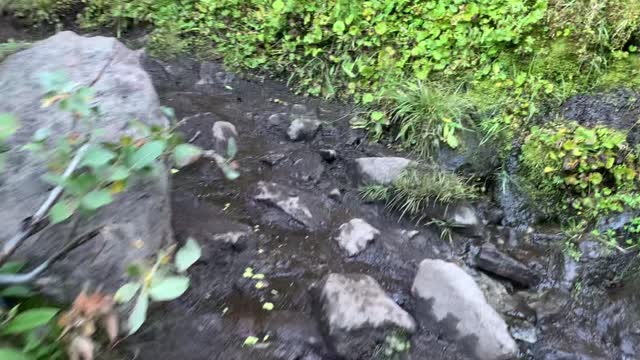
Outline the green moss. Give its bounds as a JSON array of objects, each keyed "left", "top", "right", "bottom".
[{"left": 0, "top": 41, "right": 31, "bottom": 62}]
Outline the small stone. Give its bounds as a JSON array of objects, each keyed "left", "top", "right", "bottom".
[
  {"left": 319, "top": 149, "right": 337, "bottom": 162},
  {"left": 328, "top": 188, "right": 342, "bottom": 201},
  {"left": 335, "top": 219, "right": 380, "bottom": 256},
  {"left": 260, "top": 153, "right": 286, "bottom": 166},
  {"left": 212, "top": 121, "right": 238, "bottom": 155},
  {"left": 268, "top": 113, "right": 288, "bottom": 127},
  {"left": 354, "top": 157, "right": 413, "bottom": 185},
  {"left": 287, "top": 118, "right": 321, "bottom": 141}
]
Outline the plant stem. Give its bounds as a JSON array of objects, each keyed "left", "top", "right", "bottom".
[{"left": 0, "top": 143, "right": 90, "bottom": 266}]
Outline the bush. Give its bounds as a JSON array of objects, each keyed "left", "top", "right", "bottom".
[{"left": 520, "top": 121, "right": 640, "bottom": 220}]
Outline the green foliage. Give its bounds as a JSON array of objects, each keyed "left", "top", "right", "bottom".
[
  {"left": 361, "top": 165, "right": 476, "bottom": 219},
  {"left": 0, "top": 0, "right": 74, "bottom": 24},
  {"left": 0, "top": 41, "right": 31, "bottom": 62},
  {"left": 385, "top": 82, "right": 472, "bottom": 158},
  {"left": 520, "top": 122, "right": 640, "bottom": 220},
  {"left": 375, "top": 331, "right": 411, "bottom": 360},
  {"left": 115, "top": 238, "right": 202, "bottom": 335}
]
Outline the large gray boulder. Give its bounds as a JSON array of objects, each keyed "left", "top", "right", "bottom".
[
  {"left": 412, "top": 259, "right": 518, "bottom": 360},
  {"left": 315, "top": 273, "right": 415, "bottom": 359},
  {"left": 0, "top": 32, "right": 172, "bottom": 301},
  {"left": 354, "top": 157, "right": 413, "bottom": 185},
  {"left": 334, "top": 219, "right": 380, "bottom": 256}
]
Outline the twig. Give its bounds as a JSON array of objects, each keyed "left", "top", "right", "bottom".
[
  {"left": 0, "top": 226, "right": 103, "bottom": 285},
  {"left": 188, "top": 130, "right": 202, "bottom": 143},
  {"left": 0, "top": 144, "right": 90, "bottom": 266}
]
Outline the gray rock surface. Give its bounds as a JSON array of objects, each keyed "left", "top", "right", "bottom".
[
  {"left": 449, "top": 204, "right": 484, "bottom": 238},
  {"left": 354, "top": 157, "right": 412, "bottom": 185},
  {"left": 317, "top": 273, "right": 415, "bottom": 359},
  {"left": 412, "top": 259, "right": 518, "bottom": 360},
  {"left": 0, "top": 32, "right": 172, "bottom": 301},
  {"left": 475, "top": 243, "right": 539, "bottom": 287},
  {"left": 335, "top": 219, "right": 380, "bottom": 256},
  {"left": 287, "top": 104, "right": 321, "bottom": 141},
  {"left": 254, "top": 181, "right": 328, "bottom": 230},
  {"left": 212, "top": 121, "right": 238, "bottom": 155}
]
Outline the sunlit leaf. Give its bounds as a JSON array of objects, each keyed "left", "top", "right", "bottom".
[
  {"left": 81, "top": 145, "right": 116, "bottom": 169},
  {"left": 0, "top": 114, "right": 19, "bottom": 141},
  {"left": 149, "top": 276, "right": 190, "bottom": 301},
  {"left": 0, "top": 348, "right": 30, "bottom": 360},
  {"left": 49, "top": 201, "right": 75, "bottom": 224},
  {"left": 262, "top": 302, "right": 274, "bottom": 311},
  {"left": 272, "top": 0, "right": 284, "bottom": 11},
  {"left": 332, "top": 20, "right": 346, "bottom": 34},
  {"left": 130, "top": 140, "right": 166, "bottom": 170},
  {"left": 109, "top": 166, "right": 129, "bottom": 181},
  {"left": 173, "top": 144, "right": 203, "bottom": 168},
  {"left": 2, "top": 308, "right": 59, "bottom": 334},
  {"left": 243, "top": 336, "right": 259, "bottom": 347},
  {"left": 81, "top": 189, "right": 113, "bottom": 211},
  {"left": 175, "top": 237, "right": 201, "bottom": 272},
  {"left": 128, "top": 293, "right": 148, "bottom": 335},
  {"left": 114, "top": 283, "right": 141, "bottom": 304}
]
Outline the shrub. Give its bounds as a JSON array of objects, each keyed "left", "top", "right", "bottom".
[{"left": 520, "top": 121, "right": 640, "bottom": 220}]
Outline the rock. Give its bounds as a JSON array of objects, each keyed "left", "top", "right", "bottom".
[
  {"left": 328, "top": 188, "right": 342, "bottom": 201},
  {"left": 449, "top": 204, "right": 484, "bottom": 238},
  {"left": 254, "top": 181, "right": 327, "bottom": 229},
  {"left": 212, "top": 121, "right": 238, "bottom": 155},
  {"left": 316, "top": 273, "right": 416, "bottom": 359},
  {"left": 197, "top": 61, "right": 234, "bottom": 86},
  {"left": 261, "top": 152, "right": 287, "bottom": 166},
  {"left": 268, "top": 113, "right": 288, "bottom": 128},
  {"left": 527, "top": 289, "right": 571, "bottom": 322},
  {"left": 334, "top": 219, "right": 380, "bottom": 256},
  {"left": 412, "top": 259, "right": 518, "bottom": 360},
  {"left": 290, "top": 153, "right": 325, "bottom": 182},
  {"left": 319, "top": 149, "right": 337, "bottom": 162},
  {"left": 287, "top": 104, "right": 321, "bottom": 141},
  {"left": 0, "top": 32, "right": 172, "bottom": 302},
  {"left": 354, "top": 157, "right": 413, "bottom": 185},
  {"left": 212, "top": 231, "right": 251, "bottom": 251},
  {"left": 474, "top": 243, "right": 539, "bottom": 287}
]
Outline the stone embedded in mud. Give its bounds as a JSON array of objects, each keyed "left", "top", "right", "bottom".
[
  {"left": 334, "top": 218, "right": 380, "bottom": 256},
  {"left": 212, "top": 121, "right": 238, "bottom": 155},
  {"left": 475, "top": 243, "right": 539, "bottom": 287},
  {"left": 316, "top": 273, "right": 416, "bottom": 359},
  {"left": 354, "top": 157, "right": 413, "bottom": 185},
  {"left": 0, "top": 31, "right": 172, "bottom": 302},
  {"left": 412, "top": 259, "right": 518, "bottom": 360},
  {"left": 287, "top": 104, "right": 321, "bottom": 141},
  {"left": 319, "top": 149, "right": 337, "bottom": 162},
  {"left": 254, "top": 181, "right": 320, "bottom": 229}
]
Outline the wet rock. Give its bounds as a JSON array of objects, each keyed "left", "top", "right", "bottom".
[
  {"left": 486, "top": 208, "right": 505, "bottom": 226},
  {"left": 291, "top": 153, "right": 325, "bottom": 182},
  {"left": 474, "top": 243, "right": 539, "bottom": 287},
  {"left": 268, "top": 113, "right": 288, "bottom": 128},
  {"left": 212, "top": 231, "right": 251, "bottom": 251},
  {"left": 0, "top": 32, "right": 173, "bottom": 302},
  {"left": 287, "top": 104, "right": 321, "bottom": 141},
  {"left": 328, "top": 188, "right": 342, "bottom": 201},
  {"left": 261, "top": 152, "right": 286, "bottom": 166},
  {"left": 254, "top": 181, "right": 327, "bottom": 229},
  {"left": 212, "top": 121, "right": 238, "bottom": 154},
  {"left": 527, "top": 288, "right": 571, "bottom": 322},
  {"left": 354, "top": 157, "right": 413, "bottom": 185},
  {"left": 335, "top": 219, "right": 380, "bottom": 256},
  {"left": 319, "top": 149, "right": 337, "bottom": 162},
  {"left": 412, "top": 259, "right": 518, "bottom": 360},
  {"left": 449, "top": 204, "right": 484, "bottom": 238},
  {"left": 316, "top": 273, "right": 416, "bottom": 359}
]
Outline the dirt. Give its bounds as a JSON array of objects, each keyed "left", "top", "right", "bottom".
[{"left": 2, "top": 19, "right": 640, "bottom": 360}]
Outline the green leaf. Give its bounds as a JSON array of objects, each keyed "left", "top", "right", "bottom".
[
  {"left": 362, "top": 93, "right": 375, "bottom": 104},
  {"left": 80, "top": 189, "right": 113, "bottom": 211},
  {"left": 374, "top": 22, "right": 388, "bottom": 35},
  {"left": 149, "top": 276, "right": 190, "bottom": 301},
  {"left": 33, "top": 127, "right": 51, "bottom": 142},
  {"left": 332, "top": 21, "right": 346, "bottom": 34},
  {"left": 370, "top": 111, "right": 385, "bottom": 122},
  {"left": 221, "top": 163, "right": 240, "bottom": 180},
  {"left": 173, "top": 144, "right": 203, "bottom": 168},
  {"left": 114, "top": 282, "right": 141, "bottom": 304},
  {"left": 227, "top": 137, "right": 238, "bottom": 159},
  {"left": 81, "top": 145, "right": 116, "bottom": 169},
  {"left": 0, "top": 261, "right": 25, "bottom": 274},
  {"left": 49, "top": 201, "right": 74, "bottom": 224},
  {"left": 0, "top": 114, "right": 19, "bottom": 141},
  {"left": 262, "top": 302, "right": 274, "bottom": 311},
  {"left": 243, "top": 336, "right": 259, "bottom": 347},
  {"left": 175, "top": 237, "right": 201, "bottom": 272},
  {"left": 128, "top": 293, "right": 148, "bottom": 335},
  {"left": 2, "top": 308, "right": 58, "bottom": 335},
  {"left": 0, "top": 348, "right": 30, "bottom": 360},
  {"left": 272, "top": 0, "right": 285, "bottom": 12},
  {"left": 0, "top": 285, "right": 33, "bottom": 298},
  {"left": 130, "top": 140, "right": 166, "bottom": 170},
  {"left": 109, "top": 165, "right": 129, "bottom": 181}
]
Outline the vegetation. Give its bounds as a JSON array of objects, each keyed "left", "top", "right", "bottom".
[{"left": 361, "top": 165, "right": 476, "bottom": 220}]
